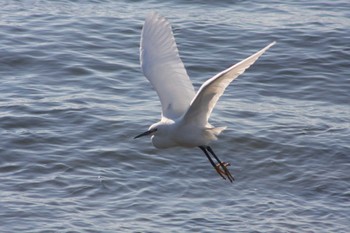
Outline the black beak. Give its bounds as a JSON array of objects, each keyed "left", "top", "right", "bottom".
[{"left": 134, "top": 130, "right": 153, "bottom": 139}]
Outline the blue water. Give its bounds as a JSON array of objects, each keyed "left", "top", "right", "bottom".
[{"left": 1, "top": 1, "right": 349, "bottom": 232}]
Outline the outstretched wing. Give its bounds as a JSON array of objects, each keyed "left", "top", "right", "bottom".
[
  {"left": 182, "top": 42, "right": 276, "bottom": 126},
  {"left": 140, "top": 12, "right": 195, "bottom": 120}
]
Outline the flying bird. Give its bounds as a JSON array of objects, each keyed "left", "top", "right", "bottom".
[{"left": 134, "top": 12, "right": 275, "bottom": 182}]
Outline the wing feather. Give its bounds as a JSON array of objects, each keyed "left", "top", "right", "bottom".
[
  {"left": 183, "top": 42, "right": 276, "bottom": 126},
  {"left": 140, "top": 12, "right": 195, "bottom": 120}
]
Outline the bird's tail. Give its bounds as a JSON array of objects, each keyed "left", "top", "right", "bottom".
[
  {"left": 205, "top": 126, "right": 227, "bottom": 141},
  {"left": 212, "top": 126, "right": 227, "bottom": 136}
]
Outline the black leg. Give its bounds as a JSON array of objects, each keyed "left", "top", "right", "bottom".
[
  {"left": 199, "top": 146, "right": 226, "bottom": 180},
  {"left": 207, "top": 146, "right": 234, "bottom": 182}
]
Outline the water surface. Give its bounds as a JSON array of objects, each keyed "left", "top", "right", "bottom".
[{"left": 0, "top": 0, "right": 349, "bottom": 232}]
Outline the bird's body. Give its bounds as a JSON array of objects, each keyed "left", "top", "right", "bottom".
[
  {"left": 149, "top": 118, "right": 225, "bottom": 149},
  {"left": 135, "top": 12, "right": 275, "bottom": 182}
]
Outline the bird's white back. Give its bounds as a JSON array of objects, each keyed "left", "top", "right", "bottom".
[{"left": 140, "top": 12, "right": 195, "bottom": 120}]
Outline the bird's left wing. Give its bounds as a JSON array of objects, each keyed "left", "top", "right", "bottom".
[
  {"left": 182, "top": 42, "right": 276, "bottom": 126},
  {"left": 140, "top": 12, "right": 195, "bottom": 120}
]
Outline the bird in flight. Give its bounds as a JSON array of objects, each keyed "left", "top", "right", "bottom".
[{"left": 134, "top": 12, "right": 275, "bottom": 182}]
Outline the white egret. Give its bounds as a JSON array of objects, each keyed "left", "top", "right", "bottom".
[{"left": 134, "top": 12, "right": 275, "bottom": 182}]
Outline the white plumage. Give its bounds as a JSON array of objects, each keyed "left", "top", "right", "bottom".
[
  {"left": 135, "top": 12, "right": 275, "bottom": 182},
  {"left": 140, "top": 12, "right": 195, "bottom": 120}
]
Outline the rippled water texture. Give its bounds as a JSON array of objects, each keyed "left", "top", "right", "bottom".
[{"left": 1, "top": 1, "right": 349, "bottom": 232}]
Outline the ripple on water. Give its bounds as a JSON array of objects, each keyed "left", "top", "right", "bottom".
[{"left": 0, "top": 1, "right": 349, "bottom": 232}]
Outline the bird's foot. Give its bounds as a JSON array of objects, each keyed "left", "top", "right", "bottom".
[{"left": 215, "top": 162, "right": 235, "bottom": 182}]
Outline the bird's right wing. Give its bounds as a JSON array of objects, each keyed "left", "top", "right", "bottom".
[
  {"left": 182, "top": 42, "right": 276, "bottom": 126},
  {"left": 140, "top": 12, "right": 195, "bottom": 120}
]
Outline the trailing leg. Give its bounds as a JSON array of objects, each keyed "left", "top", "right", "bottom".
[
  {"left": 199, "top": 146, "right": 226, "bottom": 180},
  {"left": 207, "top": 146, "right": 234, "bottom": 182}
]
